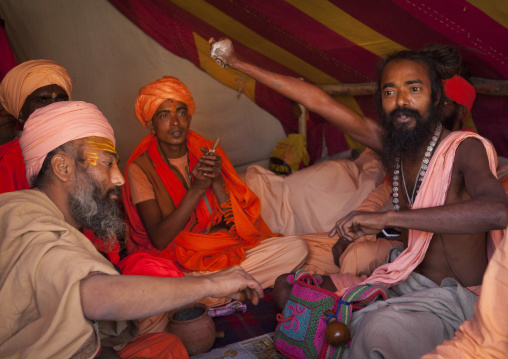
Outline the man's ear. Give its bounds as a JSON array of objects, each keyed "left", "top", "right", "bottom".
[
  {"left": 457, "top": 104, "right": 468, "bottom": 122},
  {"left": 434, "top": 92, "right": 442, "bottom": 106},
  {"left": 147, "top": 120, "right": 155, "bottom": 134},
  {"left": 51, "top": 153, "right": 75, "bottom": 183}
]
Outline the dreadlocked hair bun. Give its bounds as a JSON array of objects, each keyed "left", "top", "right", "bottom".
[{"left": 421, "top": 44, "right": 463, "bottom": 80}]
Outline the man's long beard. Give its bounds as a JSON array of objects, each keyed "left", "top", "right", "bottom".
[
  {"left": 69, "top": 169, "right": 125, "bottom": 244},
  {"left": 380, "top": 105, "right": 440, "bottom": 167}
]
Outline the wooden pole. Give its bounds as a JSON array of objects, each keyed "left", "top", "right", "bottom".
[
  {"left": 317, "top": 77, "right": 508, "bottom": 97},
  {"left": 297, "top": 103, "right": 307, "bottom": 142}
]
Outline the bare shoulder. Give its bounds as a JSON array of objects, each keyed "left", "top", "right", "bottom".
[
  {"left": 453, "top": 136, "right": 493, "bottom": 174},
  {"left": 453, "top": 136, "right": 506, "bottom": 201}
]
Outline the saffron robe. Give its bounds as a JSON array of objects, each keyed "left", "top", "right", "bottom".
[
  {"left": 123, "top": 131, "right": 279, "bottom": 272},
  {"left": 330, "top": 131, "right": 506, "bottom": 295}
]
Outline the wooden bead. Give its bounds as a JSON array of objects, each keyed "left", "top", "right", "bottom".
[{"left": 325, "top": 321, "right": 351, "bottom": 347}]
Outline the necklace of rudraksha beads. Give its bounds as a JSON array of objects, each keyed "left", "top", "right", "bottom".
[{"left": 392, "top": 121, "right": 443, "bottom": 211}]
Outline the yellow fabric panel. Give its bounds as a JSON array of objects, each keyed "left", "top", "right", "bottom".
[
  {"left": 287, "top": 0, "right": 407, "bottom": 58},
  {"left": 195, "top": 33, "right": 256, "bottom": 102},
  {"left": 462, "top": 114, "right": 478, "bottom": 133},
  {"left": 186, "top": 1, "right": 367, "bottom": 151},
  {"left": 466, "top": 0, "right": 508, "bottom": 29},
  {"left": 171, "top": 0, "right": 336, "bottom": 84}
]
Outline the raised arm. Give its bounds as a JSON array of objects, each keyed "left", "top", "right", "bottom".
[
  {"left": 209, "top": 37, "right": 383, "bottom": 152},
  {"left": 80, "top": 265, "right": 263, "bottom": 321},
  {"left": 331, "top": 138, "right": 508, "bottom": 240}
]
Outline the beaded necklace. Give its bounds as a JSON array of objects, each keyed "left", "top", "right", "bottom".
[{"left": 392, "top": 122, "right": 443, "bottom": 211}]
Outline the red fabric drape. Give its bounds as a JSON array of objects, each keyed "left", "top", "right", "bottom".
[{"left": 0, "top": 19, "right": 17, "bottom": 81}]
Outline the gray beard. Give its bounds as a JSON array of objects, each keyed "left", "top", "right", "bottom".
[{"left": 69, "top": 168, "right": 125, "bottom": 243}]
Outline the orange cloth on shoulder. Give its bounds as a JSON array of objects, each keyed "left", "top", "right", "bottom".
[{"left": 123, "top": 131, "right": 278, "bottom": 272}]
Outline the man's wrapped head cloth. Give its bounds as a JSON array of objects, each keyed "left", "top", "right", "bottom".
[
  {"left": 135, "top": 76, "right": 195, "bottom": 127},
  {"left": 443, "top": 75, "right": 476, "bottom": 121},
  {"left": 19, "top": 101, "right": 116, "bottom": 185},
  {"left": 0, "top": 59, "right": 73, "bottom": 118}
]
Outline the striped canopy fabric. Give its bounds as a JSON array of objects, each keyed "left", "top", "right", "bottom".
[{"left": 108, "top": 0, "right": 508, "bottom": 161}]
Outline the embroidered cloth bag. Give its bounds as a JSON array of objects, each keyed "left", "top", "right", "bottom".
[{"left": 273, "top": 270, "right": 388, "bottom": 359}]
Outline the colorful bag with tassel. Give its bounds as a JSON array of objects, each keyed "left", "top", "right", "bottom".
[{"left": 273, "top": 270, "right": 389, "bottom": 359}]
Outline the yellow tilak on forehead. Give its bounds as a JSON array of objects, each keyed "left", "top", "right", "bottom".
[
  {"left": 86, "top": 136, "right": 117, "bottom": 155},
  {"left": 84, "top": 137, "right": 117, "bottom": 166},
  {"left": 85, "top": 152, "right": 98, "bottom": 166}
]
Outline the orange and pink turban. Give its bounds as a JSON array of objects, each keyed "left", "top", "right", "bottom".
[
  {"left": 0, "top": 59, "right": 73, "bottom": 118},
  {"left": 134, "top": 76, "right": 195, "bottom": 127},
  {"left": 443, "top": 75, "right": 476, "bottom": 121},
  {"left": 20, "top": 101, "right": 115, "bottom": 185}
]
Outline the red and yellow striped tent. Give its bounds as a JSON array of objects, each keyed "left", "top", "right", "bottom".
[{"left": 108, "top": 0, "right": 508, "bottom": 162}]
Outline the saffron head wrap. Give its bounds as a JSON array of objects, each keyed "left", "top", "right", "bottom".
[
  {"left": 443, "top": 75, "right": 476, "bottom": 121},
  {"left": 20, "top": 101, "right": 115, "bottom": 185},
  {"left": 0, "top": 59, "right": 73, "bottom": 119},
  {"left": 134, "top": 76, "right": 196, "bottom": 127}
]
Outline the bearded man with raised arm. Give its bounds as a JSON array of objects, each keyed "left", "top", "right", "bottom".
[{"left": 210, "top": 38, "right": 508, "bottom": 358}]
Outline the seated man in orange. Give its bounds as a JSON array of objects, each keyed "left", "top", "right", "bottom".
[
  {"left": 0, "top": 59, "right": 71, "bottom": 194},
  {"left": 122, "top": 77, "right": 308, "bottom": 323}
]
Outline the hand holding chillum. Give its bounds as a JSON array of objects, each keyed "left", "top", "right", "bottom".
[{"left": 194, "top": 138, "right": 222, "bottom": 181}]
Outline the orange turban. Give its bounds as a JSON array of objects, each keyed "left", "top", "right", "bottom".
[
  {"left": 20, "top": 101, "right": 115, "bottom": 185},
  {"left": 0, "top": 59, "right": 73, "bottom": 119},
  {"left": 443, "top": 75, "right": 476, "bottom": 121},
  {"left": 134, "top": 76, "right": 195, "bottom": 127}
]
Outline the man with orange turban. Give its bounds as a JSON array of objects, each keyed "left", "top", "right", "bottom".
[
  {"left": 0, "top": 59, "right": 72, "bottom": 194},
  {"left": 122, "top": 76, "right": 308, "bottom": 329},
  {"left": 0, "top": 100, "right": 263, "bottom": 359}
]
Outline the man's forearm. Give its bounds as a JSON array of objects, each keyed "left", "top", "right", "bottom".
[
  {"left": 81, "top": 274, "right": 214, "bottom": 321},
  {"left": 230, "top": 59, "right": 383, "bottom": 152},
  {"left": 233, "top": 61, "right": 318, "bottom": 107},
  {"left": 211, "top": 177, "right": 229, "bottom": 205},
  {"left": 141, "top": 187, "right": 206, "bottom": 249},
  {"left": 80, "top": 266, "right": 263, "bottom": 322},
  {"left": 385, "top": 200, "right": 508, "bottom": 234}
]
